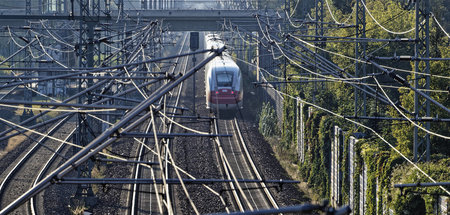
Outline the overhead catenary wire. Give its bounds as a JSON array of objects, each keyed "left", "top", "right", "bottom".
[
  {"left": 0, "top": 103, "right": 117, "bottom": 113},
  {"left": 360, "top": 0, "right": 416, "bottom": 35},
  {"left": 39, "top": 20, "right": 76, "bottom": 48},
  {"left": 252, "top": 11, "right": 450, "bottom": 81},
  {"left": 0, "top": 39, "right": 69, "bottom": 105},
  {"left": 431, "top": 12, "right": 450, "bottom": 39},
  {"left": 258, "top": 72, "right": 450, "bottom": 196},
  {"left": 97, "top": 105, "right": 230, "bottom": 210},
  {"left": 228, "top": 18, "right": 425, "bottom": 115},
  {"left": 0, "top": 115, "right": 135, "bottom": 163},
  {"left": 267, "top": 32, "right": 371, "bottom": 82},
  {"left": 288, "top": 0, "right": 300, "bottom": 18},
  {"left": 373, "top": 77, "right": 449, "bottom": 139},
  {"left": 324, "top": 0, "right": 355, "bottom": 25},
  {"left": 0, "top": 3, "right": 447, "bottom": 214},
  {"left": 167, "top": 146, "right": 200, "bottom": 215},
  {"left": 286, "top": 33, "right": 450, "bottom": 80},
  {"left": 226, "top": 50, "right": 446, "bottom": 94},
  {"left": 149, "top": 107, "right": 175, "bottom": 214},
  {"left": 227, "top": 31, "right": 392, "bottom": 107}
]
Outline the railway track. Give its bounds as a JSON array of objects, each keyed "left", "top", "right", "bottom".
[
  {"left": 0, "top": 31, "right": 289, "bottom": 214},
  {"left": 30, "top": 126, "right": 77, "bottom": 215},
  {"left": 0, "top": 116, "right": 75, "bottom": 214},
  {"left": 129, "top": 32, "right": 189, "bottom": 215},
  {"left": 213, "top": 115, "right": 278, "bottom": 212}
]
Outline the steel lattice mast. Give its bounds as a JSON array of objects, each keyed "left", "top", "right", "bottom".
[
  {"left": 355, "top": 0, "right": 367, "bottom": 119},
  {"left": 413, "top": 0, "right": 431, "bottom": 162},
  {"left": 72, "top": 0, "right": 101, "bottom": 208}
]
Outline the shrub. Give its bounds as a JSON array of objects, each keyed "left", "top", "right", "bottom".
[{"left": 258, "top": 102, "right": 278, "bottom": 137}]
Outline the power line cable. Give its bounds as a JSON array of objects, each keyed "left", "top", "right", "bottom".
[
  {"left": 373, "top": 77, "right": 449, "bottom": 139},
  {"left": 0, "top": 103, "right": 117, "bottom": 113},
  {"left": 287, "top": 34, "right": 450, "bottom": 80},
  {"left": 431, "top": 12, "right": 450, "bottom": 39},
  {"left": 324, "top": 0, "right": 355, "bottom": 25},
  {"left": 258, "top": 72, "right": 450, "bottom": 196},
  {"left": 361, "top": 0, "right": 416, "bottom": 35}
]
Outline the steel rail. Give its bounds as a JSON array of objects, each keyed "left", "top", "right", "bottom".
[
  {"left": 92, "top": 93, "right": 189, "bottom": 111},
  {"left": 223, "top": 120, "right": 259, "bottom": 209},
  {"left": 129, "top": 29, "right": 187, "bottom": 215},
  {"left": 0, "top": 46, "right": 225, "bottom": 215},
  {"left": 0, "top": 115, "right": 71, "bottom": 192},
  {"left": 163, "top": 34, "right": 191, "bottom": 214},
  {"left": 232, "top": 118, "right": 278, "bottom": 209},
  {"left": 0, "top": 77, "right": 116, "bottom": 138},
  {"left": 130, "top": 119, "right": 155, "bottom": 215},
  {"left": 213, "top": 118, "right": 246, "bottom": 212},
  {"left": 30, "top": 126, "right": 77, "bottom": 215},
  {"left": 129, "top": 47, "right": 184, "bottom": 215},
  {"left": 1, "top": 18, "right": 160, "bottom": 215},
  {"left": 95, "top": 158, "right": 158, "bottom": 166},
  {"left": 0, "top": 115, "right": 71, "bottom": 213},
  {"left": 0, "top": 78, "right": 161, "bottom": 140},
  {"left": 228, "top": 22, "right": 397, "bottom": 110},
  {"left": 134, "top": 33, "right": 192, "bottom": 214},
  {"left": 0, "top": 29, "right": 171, "bottom": 144},
  {"left": 131, "top": 33, "right": 190, "bottom": 214},
  {"left": 0, "top": 113, "right": 72, "bottom": 141}
]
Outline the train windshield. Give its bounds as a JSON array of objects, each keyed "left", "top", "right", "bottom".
[{"left": 216, "top": 72, "right": 233, "bottom": 87}]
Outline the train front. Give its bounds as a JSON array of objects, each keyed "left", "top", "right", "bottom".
[{"left": 206, "top": 57, "right": 243, "bottom": 111}]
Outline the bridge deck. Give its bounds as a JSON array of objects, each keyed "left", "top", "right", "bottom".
[{"left": 0, "top": 9, "right": 276, "bottom": 31}]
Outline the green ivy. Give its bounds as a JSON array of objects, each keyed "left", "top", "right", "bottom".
[
  {"left": 258, "top": 102, "right": 278, "bottom": 137},
  {"left": 390, "top": 158, "right": 450, "bottom": 214}
]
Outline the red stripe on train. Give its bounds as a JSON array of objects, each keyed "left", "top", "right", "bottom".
[{"left": 209, "top": 90, "right": 241, "bottom": 104}]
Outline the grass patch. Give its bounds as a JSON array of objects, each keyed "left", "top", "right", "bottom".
[
  {"left": 0, "top": 131, "right": 33, "bottom": 159},
  {"left": 264, "top": 136, "right": 320, "bottom": 202},
  {"left": 91, "top": 164, "right": 107, "bottom": 194}
]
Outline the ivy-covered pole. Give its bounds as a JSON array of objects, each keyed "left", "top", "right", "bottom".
[
  {"left": 413, "top": 0, "right": 431, "bottom": 162},
  {"left": 355, "top": 0, "right": 367, "bottom": 121},
  {"left": 296, "top": 97, "right": 305, "bottom": 163}
]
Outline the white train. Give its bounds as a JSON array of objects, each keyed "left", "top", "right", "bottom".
[{"left": 204, "top": 34, "right": 243, "bottom": 110}]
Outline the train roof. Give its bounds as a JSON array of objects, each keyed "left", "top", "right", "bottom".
[
  {"left": 209, "top": 55, "right": 239, "bottom": 71},
  {"left": 205, "top": 35, "right": 224, "bottom": 50}
]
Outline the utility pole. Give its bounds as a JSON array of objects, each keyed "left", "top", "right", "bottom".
[
  {"left": 413, "top": 0, "right": 431, "bottom": 162},
  {"left": 355, "top": 0, "right": 367, "bottom": 119},
  {"left": 21, "top": 0, "right": 34, "bottom": 123},
  {"left": 313, "top": 0, "right": 324, "bottom": 103},
  {"left": 26, "top": 0, "right": 31, "bottom": 15},
  {"left": 71, "top": 0, "right": 100, "bottom": 211}
]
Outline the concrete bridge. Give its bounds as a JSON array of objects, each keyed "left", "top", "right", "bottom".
[{"left": 0, "top": 9, "right": 278, "bottom": 31}]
